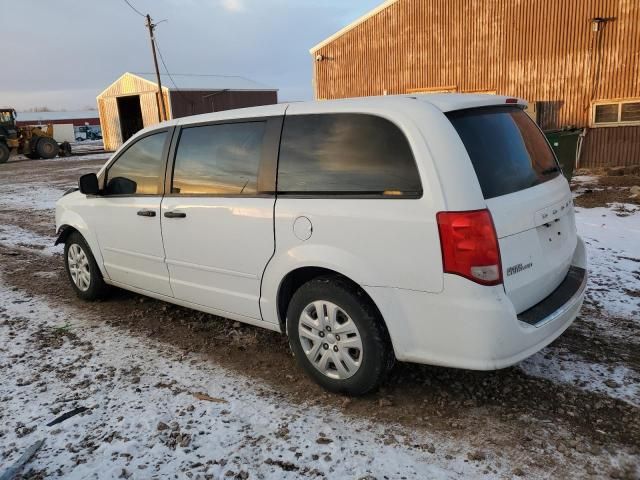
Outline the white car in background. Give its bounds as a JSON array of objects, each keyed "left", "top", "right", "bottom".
[{"left": 55, "top": 94, "right": 587, "bottom": 395}]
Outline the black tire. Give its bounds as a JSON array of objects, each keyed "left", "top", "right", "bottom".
[
  {"left": 36, "top": 136, "right": 58, "bottom": 159},
  {"left": 286, "top": 276, "right": 394, "bottom": 396},
  {"left": 59, "top": 141, "right": 72, "bottom": 157},
  {"left": 64, "top": 231, "right": 110, "bottom": 301},
  {"left": 27, "top": 137, "right": 41, "bottom": 159},
  {"left": 0, "top": 142, "right": 9, "bottom": 163}
]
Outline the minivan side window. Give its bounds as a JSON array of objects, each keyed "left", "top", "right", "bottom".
[
  {"left": 105, "top": 132, "right": 168, "bottom": 195},
  {"left": 277, "top": 114, "right": 422, "bottom": 197},
  {"left": 171, "top": 122, "right": 266, "bottom": 195}
]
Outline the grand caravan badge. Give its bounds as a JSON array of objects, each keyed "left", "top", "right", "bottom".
[{"left": 507, "top": 262, "right": 533, "bottom": 276}]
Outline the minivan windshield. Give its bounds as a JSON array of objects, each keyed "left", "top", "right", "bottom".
[{"left": 447, "top": 106, "right": 560, "bottom": 199}]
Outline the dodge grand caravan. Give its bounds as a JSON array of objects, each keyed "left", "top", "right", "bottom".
[{"left": 55, "top": 94, "right": 587, "bottom": 395}]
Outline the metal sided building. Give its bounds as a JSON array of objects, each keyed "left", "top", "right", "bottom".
[
  {"left": 97, "top": 72, "right": 278, "bottom": 151},
  {"left": 310, "top": 0, "right": 640, "bottom": 169}
]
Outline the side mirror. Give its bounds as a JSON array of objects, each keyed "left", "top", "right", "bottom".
[{"left": 79, "top": 173, "right": 99, "bottom": 195}]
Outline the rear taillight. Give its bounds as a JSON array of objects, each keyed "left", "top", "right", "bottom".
[{"left": 436, "top": 209, "right": 502, "bottom": 286}]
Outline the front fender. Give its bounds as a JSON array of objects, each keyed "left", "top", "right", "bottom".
[{"left": 55, "top": 207, "right": 109, "bottom": 279}]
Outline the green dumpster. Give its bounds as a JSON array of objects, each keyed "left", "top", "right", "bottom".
[{"left": 544, "top": 128, "right": 584, "bottom": 181}]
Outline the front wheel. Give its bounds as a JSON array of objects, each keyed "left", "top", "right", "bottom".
[
  {"left": 286, "top": 276, "right": 394, "bottom": 396},
  {"left": 0, "top": 143, "right": 9, "bottom": 163},
  {"left": 37, "top": 136, "right": 59, "bottom": 159},
  {"left": 64, "top": 232, "right": 110, "bottom": 300}
]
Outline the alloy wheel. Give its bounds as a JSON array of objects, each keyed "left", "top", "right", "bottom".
[{"left": 68, "top": 244, "right": 91, "bottom": 291}]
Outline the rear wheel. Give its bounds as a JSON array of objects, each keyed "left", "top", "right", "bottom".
[
  {"left": 36, "top": 136, "right": 58, "bottom": 159},
  {"left": 286, "top": 276, "right": 393, "bottom": 396},
  {"left": 0, "top": 143, "right": 9, "bottom": 163},
  {"left": 59, "top": 141, "right": 72, "bottom": 157},
  {"left": 64, "top": 232, "right": 110, "bottom": 300}
]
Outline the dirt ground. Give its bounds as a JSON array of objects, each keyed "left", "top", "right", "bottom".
[
  {"left": 1, "top": 156, "right": 639, "bottom": 479},
  {"left": 572, "top": 173, "right": 640, "bottom": 210}
]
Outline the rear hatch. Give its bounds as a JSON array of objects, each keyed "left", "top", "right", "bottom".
[{"left": 447, "top": 106, "right": 577, "bottom": 313}]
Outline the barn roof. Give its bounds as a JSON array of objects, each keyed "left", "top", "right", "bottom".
[
  {"left": 132, "top": 73, "right": 277, "bottom": 92},
  {"left": 310, "top": 0, "right": 399, "bottom": 53}
]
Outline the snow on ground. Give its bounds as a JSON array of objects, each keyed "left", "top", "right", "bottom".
[
  {"left": 575, "top": 204, "right": 640, "bottom": 318},
  {"left": 70, "top": 140, "right": 104, "bottom": 148},
  {"left": 520, "top": 350, "right": 640, "bottom": 407},
  {"left": 0, "top": 224, "right": 59, "bottom": 255},
  {"left": 572, "top": 175, "right": 598, "bottom": 184},
  {"left": 0, "top": 279, "right": 501, "bottom": 479},
  {"left": 0, "top": 185, "right": 66, "bottom": 211},
  {"left": 571, "top": 176, "right": 604, "bottom": 198}
]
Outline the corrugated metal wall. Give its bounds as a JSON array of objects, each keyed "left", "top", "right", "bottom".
[
  {"left": 97, "top": 73, "right": 168, "bottom": 151},
  {"left": 168, "top": 90, "right": 278, "bottom": 118},
  {"left": 97, "top": 97, "right": 121, "bottom": 152},
  {"left": 581, "top": 126, "right": 640, "bottom": 167},
  {"left": 312, "top": 0, "right": 640, "bottom": 167}
]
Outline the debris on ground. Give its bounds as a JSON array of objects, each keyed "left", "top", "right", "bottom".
[
  {"left": 46, "top": 407, "right": 90, "bottom": 427},
  {"left": 0, "top": 439, "right": 45, "bottom": 480}
]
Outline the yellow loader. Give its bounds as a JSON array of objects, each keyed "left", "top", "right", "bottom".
[{"left": 0, "top": 108, "right": 72, "bottom": 163}]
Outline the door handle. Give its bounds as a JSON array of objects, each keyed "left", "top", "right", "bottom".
[
  {"left": 164, "top": 211, "right": 187, "bottom": 219},
  {"left": 137, "top": 210, "right": 156, "bottom": 217}
]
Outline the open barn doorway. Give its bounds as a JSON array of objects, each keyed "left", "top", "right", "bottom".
[{"left": 117, "top": 95, "right": 143, "bottom": 143}]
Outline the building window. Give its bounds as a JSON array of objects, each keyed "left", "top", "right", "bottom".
[
  {"left": 407, "top": 85, "right": 457, "bottom": 94},
  {"left": 592, "top": 99, "right": 640, "bottom": 126}
]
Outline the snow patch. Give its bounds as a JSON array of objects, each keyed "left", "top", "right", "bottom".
[
  {"left": 0, "top": 184, "right": 64, "bottom": 211},
  {"left": 520, "top": 350, "right": 640, "bottom": 407},
  {"left": 572, "top": 175, "right": 598, "bottom": 184},
  {"left": 576, "top": 205, "right": 640, "bottom": 319},
  {"left": 0, "top": 224, "right": 59, "bottom": 255}
]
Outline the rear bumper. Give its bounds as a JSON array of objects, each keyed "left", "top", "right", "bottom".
[
  {"left": 365, "top": 236, "right": 587, "bottom": 370},
  {"left": 517, "top": 265, "right": 586, "bottom": 327}
]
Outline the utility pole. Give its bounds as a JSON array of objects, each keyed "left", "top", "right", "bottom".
[{"left": 146, "top": 14, "right": 167, "bottom": 122}]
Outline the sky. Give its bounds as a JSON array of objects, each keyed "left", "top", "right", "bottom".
[{"left": 1, "top": 0, "right": 382, "bottom": 111}]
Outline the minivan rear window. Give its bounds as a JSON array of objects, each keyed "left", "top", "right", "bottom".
[{"left": 447, "top": 107, "right": 560, "bottom": 199}]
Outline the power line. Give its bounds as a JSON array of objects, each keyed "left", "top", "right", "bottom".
[
  {"left": 153, "top": 38, "right": 180, "bottom": 93},
  {"left": 153, "top": 36, "right": 197, "bottom": 108},
  {"left": 122, "top": 0, "right": 145, "bottom": 17}
]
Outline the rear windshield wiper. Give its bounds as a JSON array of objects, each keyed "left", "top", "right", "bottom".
[{"left": 541, "top": 166, "right": 560, "bottom": 175}]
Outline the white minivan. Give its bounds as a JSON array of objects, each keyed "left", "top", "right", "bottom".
[{"left": 55, "top": 94, "right": 587, "bottom": 395}]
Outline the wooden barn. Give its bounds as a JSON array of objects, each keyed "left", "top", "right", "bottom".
[
  {"left": 310, "top": 0, "right": 640, "bottom": 168},
  {"left": 97, "top": 72, "right": 278, "bottom": 151}
]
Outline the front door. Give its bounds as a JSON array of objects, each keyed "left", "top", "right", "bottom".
[
  {"left": 160, "top": 115, "right": 282, "bottom": 319},
  {"left": 93, "top": 129, "right": 173, "bottom": 296}
]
